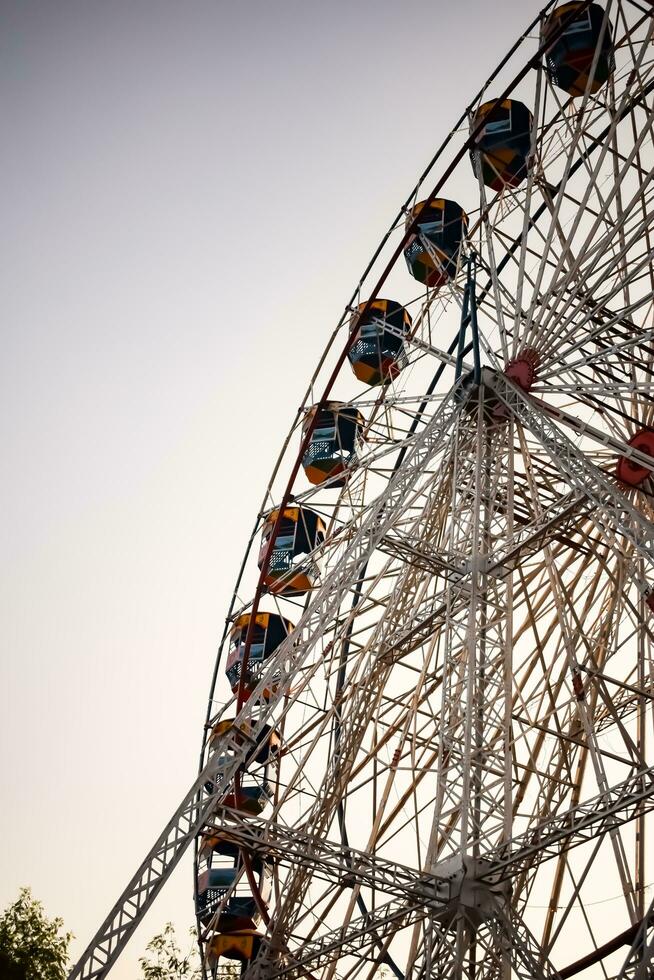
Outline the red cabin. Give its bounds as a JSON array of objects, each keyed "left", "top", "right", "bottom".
[{"left": 616, "top": 430, "right": 654, "bottom": 487}]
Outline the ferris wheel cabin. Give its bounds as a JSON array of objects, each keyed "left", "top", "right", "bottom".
[
  {"left": 616, "top": 430, "right": 654, "bottom": 487},
  {"left": 347, "top": 299, "right": 411, "bottom": 386},
  {"left": 199, "top": 721, "right": 278, "bottom": 964},
  {"left": 205, "top": 719, "right": 279, "bottom": 815},
  {"left": 208, "top": 719, "right": 281, "bottom": 765},
  {"left": 301, "top": 401, "right": 364, "bottom": 485},
  {"left": 258, "top": 506, "right": 326, "bottom": 595},
  {"left": 205, "top": 761, "right": 272, "bottom": 816},
  {"left": 404, "top": 198, "right": 468, "bottom": 289},
  {"left": 196, "top": 837, "right": 272, "bottom": 931},
  {"left": 470, "top": 99, "right": 533, "bottom": 191},
  {"left": 207, "top": 931, "right": 262, "bottom": 968},
  {"left": 543, "top": 2, "right": 615, "bottom": 96},
  {"left": 225, "top": 612, "right": 295, "bottom": 700}
]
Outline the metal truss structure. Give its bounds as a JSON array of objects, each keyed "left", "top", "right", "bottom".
[{"left": 70, "top": 1, "right": 654, "bottom": 978}]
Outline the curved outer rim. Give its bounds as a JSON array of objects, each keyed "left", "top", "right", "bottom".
[
  {"left": 199, "top": 0, "right": 595, "bottom": 736},
  {"left": 194, "top": 1, "right": 653, "bottom": 976}
]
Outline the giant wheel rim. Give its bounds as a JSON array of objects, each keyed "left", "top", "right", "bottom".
[{"left": 196, "top": 3, "right": 654, "bottom": 978}]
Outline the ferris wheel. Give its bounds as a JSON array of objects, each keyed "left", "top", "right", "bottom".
[{"left": 71, "top": 2, "right": 654, "bottom": 978}]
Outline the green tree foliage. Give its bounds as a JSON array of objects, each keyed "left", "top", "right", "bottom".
[
  {"left": 0, "top": 888, "right": 71, "bottom": 980},
  {"left": 139, "top": 923, "right": 201, "bottom": 980},
  {"left": 139, "top": 924, "right": 241, "bottom": 980}
]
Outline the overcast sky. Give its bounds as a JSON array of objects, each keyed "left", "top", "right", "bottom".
[{"left": 1, "top": 1, "right": 546, "bottom": 975}]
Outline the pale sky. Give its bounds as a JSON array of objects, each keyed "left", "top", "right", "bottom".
[{"left": 1, "top": 1, "right": 546, "bottom": 976}]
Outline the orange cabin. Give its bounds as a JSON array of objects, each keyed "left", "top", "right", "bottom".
[
  {"left": 404, "top": 199, "right": 467, "bottom": 290},
  {"left": 225, "top": 612, "right": 294, "bottom": 701},
  {"left": 207, "top": 930, "right": 262, "bottom": 965},
  {"left": 470, "top": 99, "right": 533, "bottom": 192},
  {"left": 258, "top": 507, "right": 326, "bottom": 595},
  {"left": 302, "top": 401, "right": 364, "bottom": 485},
  {"left": 204, "top": 719, "right": 279, "bottom": 817},
  {"left": 208, "top": 718, "right": 281, "bottom": 765},
  {"left": 348, "top": 299, "right": 411, "bottom": 386}
]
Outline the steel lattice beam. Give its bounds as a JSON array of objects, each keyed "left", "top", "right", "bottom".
[
  {"left": 68, "top": 756, "right": 224, "bottom": 980},
  {"left": 69, "top": 375, "right": 654, "bottom": 980},
  {"left": 252, "top": 899, "right": 428, "bottom": 980},
  {"left": 70, "top": 374, "right": 652, "bottom": 980},
  {"left": 68, "top": 390, "right": 465, "bottom": 980},
  {"left": 213, "top": 764, "right": 654, "bottom": 980},
  {"left": 208, "top": 807, "right": 453, "bottom": 906},
  {"left": 484, "top": 766, "right": 654, "bottom": 881},
  {"left": 616, "top": 897, "right": 654, "bottom": 979},
  {"left": 489, "top": 371, "right": 654, "bottom": 576}
]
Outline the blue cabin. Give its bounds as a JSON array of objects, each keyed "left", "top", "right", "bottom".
[{"left": 197, "top": 838, "right": 271, "bottom": 931}]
